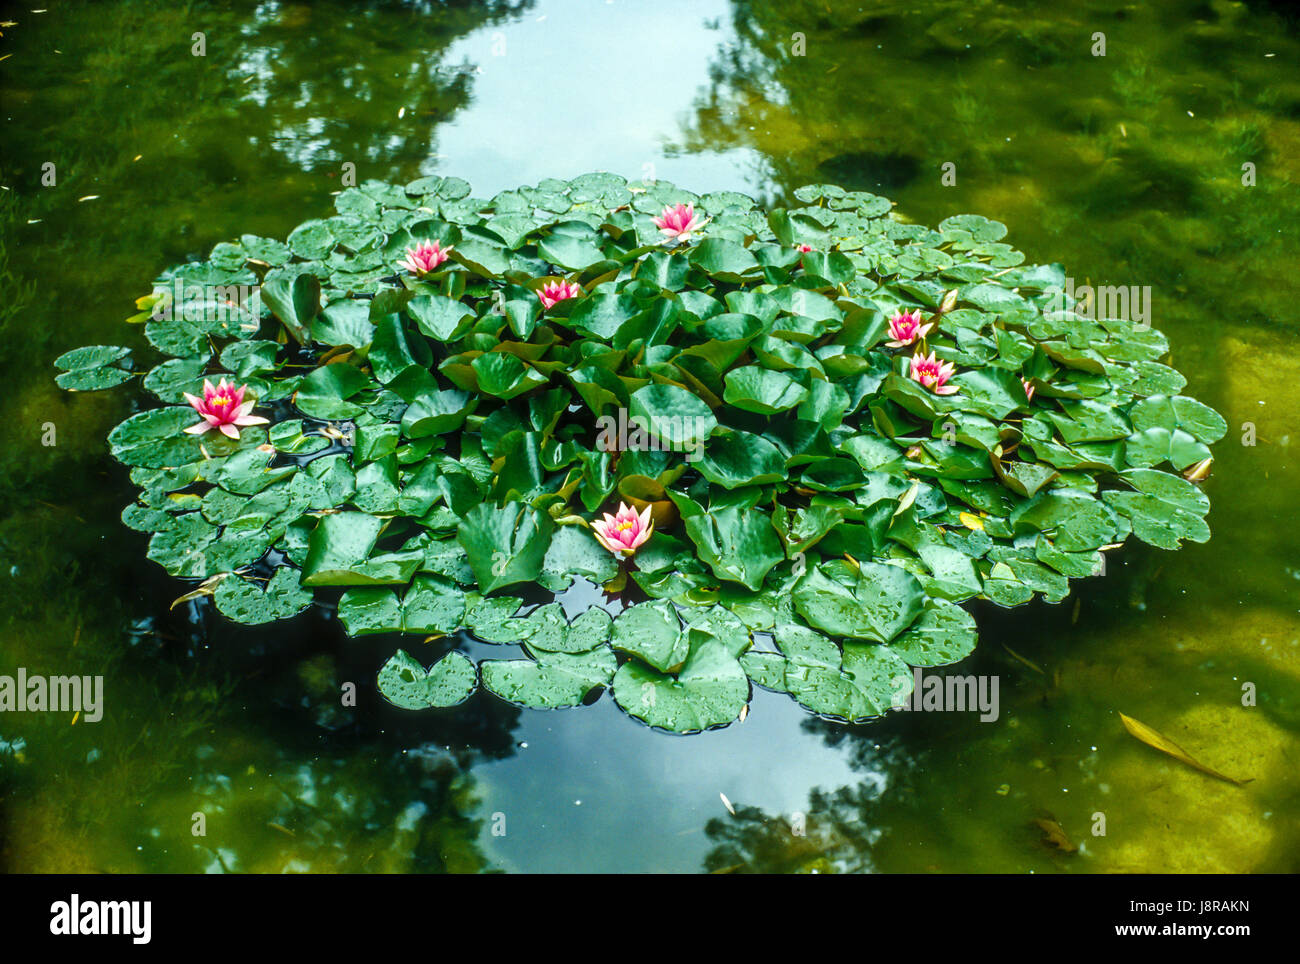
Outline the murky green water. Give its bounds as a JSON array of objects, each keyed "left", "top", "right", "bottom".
[{"left": 1, "top": 0, "right": 1297, "bottom": 873}]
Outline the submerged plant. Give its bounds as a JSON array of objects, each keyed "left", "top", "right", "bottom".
[{"left": 54, "top": 173, "right": 1224, "bottom": 733}]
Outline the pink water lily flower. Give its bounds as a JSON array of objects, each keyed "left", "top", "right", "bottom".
[
  {"left": 183, "top": 378, "right": 269, "bottom": 439},
  {"left": 537, "top": 279, "right": 582, "bottom": 309},
  {"left": 401, "top": 239, "right": 453, "bottom": 276},
  {"left": 1022, "top": 377, "right": 1036, "bottom": 402},
  {"left": 909, "top": 350, "right": 959, "bottom": 395},
  {"left": 652, "top": 202, "right": 702, "bottom": 241},
  {"left": 795, "top": 243, "right": 814, "bottom": 253},
  {"left": 886, "top": 309, "right": 934, "bottom": 348},
  {"left": 591, "top": 502, "right": 654, "bottom": 558}
]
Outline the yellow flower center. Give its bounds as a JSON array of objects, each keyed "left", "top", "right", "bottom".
[{"left": 616, "top": 520, "right": 635, "bottom": 532}]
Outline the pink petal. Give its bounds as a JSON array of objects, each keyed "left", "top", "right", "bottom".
[
  {"left": 184, "top": 422, "right": 211, "bottom": 435},
  {"left": 218, "top": 423, "right": 241, "bottom": 439}
]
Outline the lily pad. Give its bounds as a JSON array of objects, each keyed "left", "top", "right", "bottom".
[{"left": 377, "top": 650, "right": 477, "bottom": 709}]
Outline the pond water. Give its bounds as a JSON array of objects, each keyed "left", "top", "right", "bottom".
[{"left": 2, "top": 0, "right": 1297, "bottom": 873}]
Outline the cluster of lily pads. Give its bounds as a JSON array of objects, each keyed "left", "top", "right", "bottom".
[{"left": 54, "top": 172, "right": 1223, "bottom": 732}]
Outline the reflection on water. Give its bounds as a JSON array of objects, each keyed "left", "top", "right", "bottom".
[{"left": 1, "top": 0, "right": 1297, "bottom": 873}]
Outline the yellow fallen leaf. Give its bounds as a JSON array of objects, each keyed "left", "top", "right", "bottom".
[
  {"left": 170, "top": 574, "right": 227, "bottom": 610},
  {"left": 1119, "top": 712, "right": 1249, "bottom": 786},
  {"left": 958, "top": 511, "right": 984, "bottom": 531}
]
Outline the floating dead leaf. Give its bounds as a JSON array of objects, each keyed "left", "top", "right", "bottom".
[
  {"left": 1032, "top": 815, "right": 1077, "bottom": 853},
  {"left": 1118, "top": 712, "right": 1250, "bottom": 786},
  {"left": 170, "top": 573, "right": 228, "bottom": 610},
  {"left": 77, "top": 195, "right": 100, "bottom": 202},
  {"left": 738, "top": 703, "right": 749, "bottom": 723},
  {"left": 958, "top": 511, "right": 984, "bottom": 531},
  {"left": 1183, "top": 457, "right": 1213, "bottom": 482},
  {"left": 719, "top": 792, "right": 736, "bottom": 815}
]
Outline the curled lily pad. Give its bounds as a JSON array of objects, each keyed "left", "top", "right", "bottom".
[{"left": 611, "top": 600, "right": 690, "bottom": 673}]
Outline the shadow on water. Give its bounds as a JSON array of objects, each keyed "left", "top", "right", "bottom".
[{"left": 1, "top": 0, "right": 1297, "bottom": 872}]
